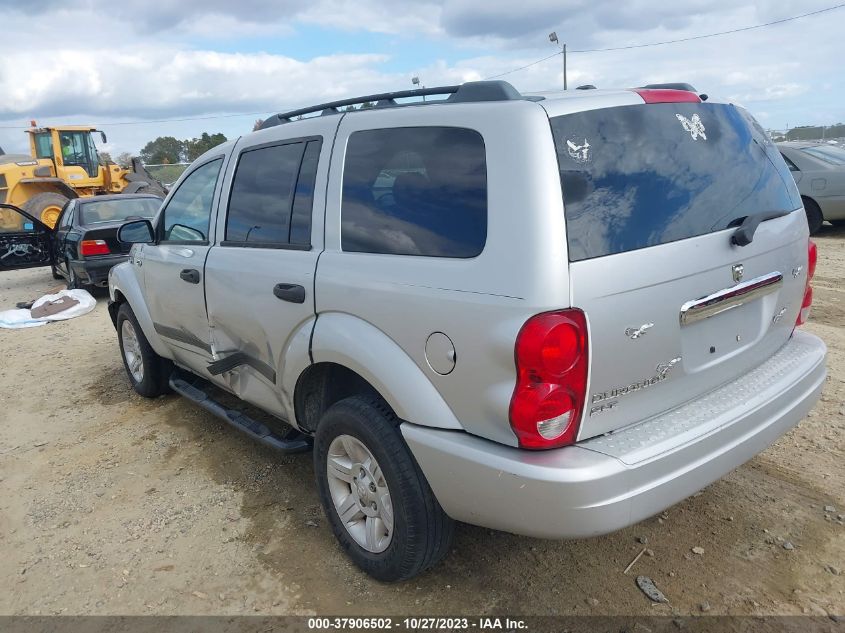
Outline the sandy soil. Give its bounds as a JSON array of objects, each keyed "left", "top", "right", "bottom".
[{"left": 0, "top": 226, "right": 843, "bottom": 618}]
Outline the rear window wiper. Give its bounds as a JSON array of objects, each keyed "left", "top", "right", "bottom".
[{"left": 729, "top": 210, "right": 791, "bottom": 246}]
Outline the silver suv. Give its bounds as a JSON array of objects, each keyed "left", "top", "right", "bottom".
[{"left": 109, "top": 81, "right": 827, "bottom": 581}]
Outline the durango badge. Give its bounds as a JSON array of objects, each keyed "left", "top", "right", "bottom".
[{"left": 591, "top": 357, "right": 683, "bottom": 407}]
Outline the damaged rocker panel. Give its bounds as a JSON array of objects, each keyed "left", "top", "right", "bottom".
[
  {"left": 207, "top": 351, "right": 276, "bottom": 383},
  {"left": 153, "top": 323, "right": 212, "bottom": 354}
]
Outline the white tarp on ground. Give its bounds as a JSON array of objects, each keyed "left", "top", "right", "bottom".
[{"left": 0, "top": 289, "right": 97, "bottom": 329}]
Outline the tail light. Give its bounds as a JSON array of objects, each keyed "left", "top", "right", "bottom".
[
  {"left": 80, "top": 239, "right": 110, "bottom": 257},
  {"left": 632, "top": 89, "right": 701, "bottom": 104},
  {"left": 509, "top": 309, "right": 588, "bottom": 450},
  {"left": 796, "top": 239, "right": 817, "bottom": 326}
]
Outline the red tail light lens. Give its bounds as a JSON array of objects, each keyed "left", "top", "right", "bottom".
[
  {"left": 796, "top": 239, "right": 817, "bottom": 326},
  {"left": 807, "top": 240, "right": 817, "bottom": 280},
  {"left": 509, "top": 309, "right": 588, "bottom": 449},
  {"left": 80, "top": 239, "right": 110, "bottom": 257},
  {"left": 632, "top": 89, "right": 701, "bottom": 104}
]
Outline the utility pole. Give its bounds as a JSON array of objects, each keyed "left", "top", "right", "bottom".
[
  {"left": 549, "top": 32, "right": 567, "bottom": 90},
  {"left": 563, "top": 43, "right": 567, "bottom": 91}
]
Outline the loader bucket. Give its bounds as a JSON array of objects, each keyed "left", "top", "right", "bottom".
[{"left": 123, "top": 158, "right": 168, "bottom": 197}]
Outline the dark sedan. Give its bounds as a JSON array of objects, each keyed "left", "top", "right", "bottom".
[{"left": 50, "top": 194, "right": 161, "bottom": 288}]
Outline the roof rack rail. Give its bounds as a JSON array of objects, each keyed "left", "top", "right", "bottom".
[{"left": 258, "top": 80, "right": 523, "bottom": 129}]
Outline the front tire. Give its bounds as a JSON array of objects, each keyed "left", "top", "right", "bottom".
[
  {"left": 803, "top": 197, "right": 824, "bottom": 235},
  {"left": 116, "top": 303, "right": 171, "bottom": 397},
  {"left": 314, "top": 395, "right": 454, "bottom": 582}
]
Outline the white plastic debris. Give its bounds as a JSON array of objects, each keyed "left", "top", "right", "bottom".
[{"left": 0, "top": 288, "right": 97, "bottom": 329}]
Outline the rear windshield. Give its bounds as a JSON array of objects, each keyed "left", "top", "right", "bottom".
[
  {"left": 79, "top": 198, "right": 160, "bottom": 225},
  {"left": 801, "top": 145, "right": 845, "bottom": 166},
  {"left": 550, "top": 102, "right": 801, "bottom": 261}
]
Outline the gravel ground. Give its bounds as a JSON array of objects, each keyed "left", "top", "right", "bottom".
[{"left": 0, "top": 226, "right": 843, "bottom": 617}]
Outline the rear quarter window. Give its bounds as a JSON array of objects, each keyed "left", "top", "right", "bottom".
[
  {"left": 551, "top": 103, "right": 802, "bottom": 261},
  {"left": 341, "top": 126, "right": 487, "bottom": 258}
]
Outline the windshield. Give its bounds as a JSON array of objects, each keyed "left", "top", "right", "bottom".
[
  {"left": 550, "top": 102, "right": 801, "bottom": 261},
  {"left": 801, "top": 145, "right": 845, "bottom": 166},
  {"left": 78, "top": 198, "right": 160, "bottom": 225}
]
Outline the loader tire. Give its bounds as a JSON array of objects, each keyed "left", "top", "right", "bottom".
[{"left": 23, "top": 192, "right": 69, "bottom": 230}]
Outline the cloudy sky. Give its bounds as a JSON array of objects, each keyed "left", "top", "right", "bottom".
[{"left": 1, "top": 0, "right": 843, "bottom": 156}]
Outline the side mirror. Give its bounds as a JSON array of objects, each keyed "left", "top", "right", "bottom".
[
  {"left": 100, "top": 131, "right": 108, "bottom": 144},
  {"left": 118, "top": 219, "right": 154, "bottom": 244}
]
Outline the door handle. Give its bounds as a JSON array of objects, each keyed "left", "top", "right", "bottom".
[
  {"left": 273, "top": 283, "right": 306, "bottom": 304},
  {"left": 180, "top": 268, "right": 200, "bottom": 284}
]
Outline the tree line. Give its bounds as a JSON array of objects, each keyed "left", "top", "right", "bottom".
[
  {"left": 138, "top": 132, "right": 228, "bottom": 165},
  {"left": 771, "top": 123, "right": 845, "bottom": 142}
]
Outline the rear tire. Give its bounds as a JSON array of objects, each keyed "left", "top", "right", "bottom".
[
  {"left": 66, "top": 262, "right": 83, "bottom": 290},
  {"left": 23, "top": 192, "right": 69, "bottom": 230},
  {"left": 314, "top": 395, "right": 454, "bottom": 582},
  {"left": 803, "top": 197, "right": 824, "bottom": 235},
  {"left": 116, "top": 303, "right": 171, "bottom": 398}
]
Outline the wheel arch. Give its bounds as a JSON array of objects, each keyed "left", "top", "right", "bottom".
[
  {"left": 801, "top": 194, "right": 821, "bottom": 214},
  {"left": 304, "top": 312, "right": 464, "bottom": 433},
  {"left": 108, "top": 263, "right": 171, "bottom": 358},
  {"left": 294, "top": 362, "right": 385, "bottom": 433},
  {"left": 12, "top": 179, "right": 78, "bottom": 202}
]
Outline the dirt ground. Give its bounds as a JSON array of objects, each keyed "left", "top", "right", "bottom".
[{"left": 1, "top": 227, "right": 843, "bottom": 618}]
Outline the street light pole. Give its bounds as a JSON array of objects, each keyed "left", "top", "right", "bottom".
[
  {"left": 412, "top": 76, "right": 425, "bottom": 102},
  {"left": 563, "top": 43, "right": 567, "bottom": 91},
  {"left": 549, "top": 31, "right": 567, "bottom": 91}
]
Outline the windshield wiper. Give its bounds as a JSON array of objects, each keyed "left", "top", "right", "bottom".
[{"left": 729, "top": 210, "right": 791, "bottom": 246}]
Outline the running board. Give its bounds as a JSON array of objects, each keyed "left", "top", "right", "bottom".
[{"left": 168, "top": 371, "right": 311, "bottom": 453}]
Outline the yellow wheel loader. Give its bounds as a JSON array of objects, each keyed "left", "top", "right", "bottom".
[{"left": 0, "top": 124, "right": 167, "bottom": 231}]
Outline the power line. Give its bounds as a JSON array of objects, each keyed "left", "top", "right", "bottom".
[
  {"left": 1, "top": 3, "right": 842, "bottom": 129},
  {"left": 485, "top": 2, "right": 845, "bottom": 79},
  {"left": 573, "top": 2, "right": 845, "bottom": 53},
  {"left": 484, "top": 51, "right": 561, "bottom": 80}
]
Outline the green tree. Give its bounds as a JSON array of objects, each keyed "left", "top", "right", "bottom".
[
  {"left": 115, "top": 152, "right": 133, "bottom": 168},
  {"left": 140, "top": 136, "right": 185, "bottom": 165},
  {"left": 185, "top": 132, "right": 227, "bottom": 161}
]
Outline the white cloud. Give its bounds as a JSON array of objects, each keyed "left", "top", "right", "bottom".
[{"left": 0, "top": 0, "right": 843, "bottom": 155}]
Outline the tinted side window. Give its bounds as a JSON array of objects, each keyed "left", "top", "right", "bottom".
[
  {"left": 341, "top": 127, "right": 487, "bottom": 258},
  {"left": 225, "top": 141, "right": 310, "bottom": 245},
  {"left": 780, "top": 153, "right": 800, "bottom": 172},
  {"left": 161, "top": 158, "right": 223, "bottom": 243},
  {"left": 290, "top": 141, "right": 321, "bottom": 246}
]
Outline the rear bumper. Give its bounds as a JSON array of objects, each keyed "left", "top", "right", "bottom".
[
  {"left": 70, "top": 255, "right": 129, "bottom": 287},
  {"left": 402, "top": 330, "right": 826, "bottom": 538}
]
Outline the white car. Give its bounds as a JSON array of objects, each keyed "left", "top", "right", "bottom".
[{"left": 778, "top": 141, "right": 845, "bottom": 233}]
